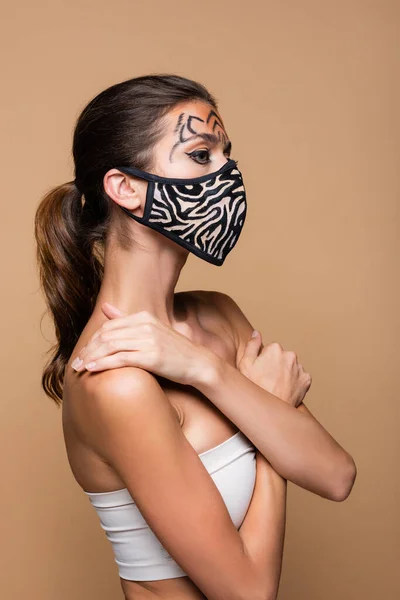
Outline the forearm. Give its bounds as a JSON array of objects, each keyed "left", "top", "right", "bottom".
[
  {"left": 238, "top": 453, "right": 287, "bottom": 600},
  {"left": 195, "top": 354, "right": 356, "bottom": 501}
]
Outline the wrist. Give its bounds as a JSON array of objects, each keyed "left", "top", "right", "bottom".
[{"left": 190, "top": 348, "right": 226, "bottom": 392}]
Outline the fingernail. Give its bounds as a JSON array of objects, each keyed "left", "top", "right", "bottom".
[
  {"left": 251, "top": 330, "right": 259, "bottom": 338},
  {"left": 85, "top": 362, "right": 96, "bottom": 370},
  {"left": 71, "top": 357, "right": 83, "bottom": 370}
]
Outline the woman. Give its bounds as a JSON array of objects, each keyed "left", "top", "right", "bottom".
[{"left": 34, "top": 74, "right": 357, "bottom": 600}]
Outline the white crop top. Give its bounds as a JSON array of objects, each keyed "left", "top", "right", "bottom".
[{"left": 84, "top": 429, "right": 257, "bottom": 581}]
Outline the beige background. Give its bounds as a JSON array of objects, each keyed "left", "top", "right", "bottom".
[{"left": 1, "top": 1, "right": 398, "bottom": 598}]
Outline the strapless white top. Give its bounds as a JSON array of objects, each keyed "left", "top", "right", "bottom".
[{"left": 84, "top": 429, "right": 256, "bottom": 581}]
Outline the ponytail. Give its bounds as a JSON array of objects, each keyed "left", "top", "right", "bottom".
[
  {"left": 35, "top": 73, "right": 218, "bottom": 405},
  {"left": 34, "top": 182, "right": 105, "bottom": 405}
]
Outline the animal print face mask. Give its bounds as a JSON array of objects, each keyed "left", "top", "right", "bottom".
[{"left": 114, "top": 159, "right": 247, "bottom": 266}]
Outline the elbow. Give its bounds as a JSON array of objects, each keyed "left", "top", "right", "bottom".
[
  {"left": 260, "top": 587, "right": 279, "bottom": 600},
  {"left": 240, "top": 586, "right": 276, "bottom": 600},
  {"left": 330, "top": 453, "right": 357, "bottom": 502},
  {"left": 254, "top": 579, "right": 280, "bottom": 600},
  {"left": 242, "top": 579, "right": 278, "bottom": 600},
  {"left": 248, "top": 592, "right": 275, "bottom": 600}
]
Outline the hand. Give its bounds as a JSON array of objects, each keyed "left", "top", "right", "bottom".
[
  {"left": 237, "top": 331, "right": 312, "bottom": 408},
  {"left": 71, "top": 302, "right": 217, "bottom": 387}
]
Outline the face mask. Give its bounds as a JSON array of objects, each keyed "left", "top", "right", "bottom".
[{"left": 114, "top": 159, "right": 247, "bottom": 266}]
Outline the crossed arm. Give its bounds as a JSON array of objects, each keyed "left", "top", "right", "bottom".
[{"left": 196, "top": 291, "right": 357, "bottom": 502}]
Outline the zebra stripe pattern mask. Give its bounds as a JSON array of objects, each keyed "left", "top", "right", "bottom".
[{"left": 116, "top": 159, "right": 247, "bottom": 266}]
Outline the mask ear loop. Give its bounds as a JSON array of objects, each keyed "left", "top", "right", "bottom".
[
  {"left": 114, "top": 159, "right": 238, "bottom": 185},
  {"left": 117, "top": 174, "right": 155, "bottom": 223},
  {"left": 143, "top": 181, "right": 155, "bottom": 220}
]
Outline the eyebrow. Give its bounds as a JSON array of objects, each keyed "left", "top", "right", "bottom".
[{"left": 185, "top": 133, "right": 232, "bottom": 154}]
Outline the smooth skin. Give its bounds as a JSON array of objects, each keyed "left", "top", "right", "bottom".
[
  {"left": 72, "top": 298, "right": 356, "bottom": 500},
  {"left": 63, "top": 99, "right": 357, "bottom": 600}
]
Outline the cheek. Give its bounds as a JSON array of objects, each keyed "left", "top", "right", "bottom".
[
  {"left": 138, "top": 180, "right": 149, "bottom": 198},
  {"left": 154, "top": 153, "right": 200, "bottom": 179}
]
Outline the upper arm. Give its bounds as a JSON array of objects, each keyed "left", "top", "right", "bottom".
[{"left": 79, "top": 368, "right": 262, "bottom": 600}]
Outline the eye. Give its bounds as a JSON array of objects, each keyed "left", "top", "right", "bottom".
[{"left": 185, "top": 149, "right": 210, "bottom": 165}]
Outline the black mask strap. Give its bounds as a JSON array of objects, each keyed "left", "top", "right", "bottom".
[{"left": 114, "top": 159, "right": 238, "bottom": 185}]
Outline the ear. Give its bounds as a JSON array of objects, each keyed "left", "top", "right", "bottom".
[{"left": 103, "top": 168, "right": 146, "bottom": 212}]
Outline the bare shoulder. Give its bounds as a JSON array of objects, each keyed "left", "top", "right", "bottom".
[
  {"left": 189, "top": 289, "right": 257, "bottom": 366},
  {"left": 81, "top": 364, "right": 159, "bottom": 405},
  {"left": 70, "top": 367, "right": 172, "bottom": 455}
]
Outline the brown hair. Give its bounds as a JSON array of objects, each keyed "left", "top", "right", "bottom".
[{"left": 34, "top": 74, "right": 218, "bottom": 405}]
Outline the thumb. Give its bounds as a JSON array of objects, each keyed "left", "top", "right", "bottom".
[
  {"left": 243, "top": 330, "right": 263, "bottom": 361},
  {"left": 101, "top": 301, "right": 128, "bottom": 320}
]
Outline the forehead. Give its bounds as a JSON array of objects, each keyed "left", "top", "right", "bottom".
[{"left": 164, "top": 101, "right": 227, "bottom": 137}]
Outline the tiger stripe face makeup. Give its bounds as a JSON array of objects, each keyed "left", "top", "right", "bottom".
[
  {"left": 113, "top": 103, "right": 247, "bottom": 265},
  {"left": 169, "top": 109, "right": 231, "bottom": 162}
]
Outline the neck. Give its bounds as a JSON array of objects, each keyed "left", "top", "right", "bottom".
[{"left": 93, "top": 233, "right": 189, "bottom": 327}]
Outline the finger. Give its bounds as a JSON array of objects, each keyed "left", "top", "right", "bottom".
[
  {"left": 78, "top": 328, "right": 118, "bottom": 359},
  {"left": 83, "top": 351, "right": 146, "bottom": 372},
  {"left": 78, "top": 316, "right": 158, "bottom": 361},
  {"left": 83, "top": 338, "right": 144, "bottom": 365},
  {"left": 87, "top": 324, "right": 142, "bottom": 348},
  {"left": 101, "top": 302, "right": 128, "bottom": 319},
  {"left": 80, "top": 321, "right": 154, "bottom": 360},
  {"left": 243, "top": 330, "right": 263, "bottom": 361},
  {"left": 89, "top": 318, "right": 158, "bottom": 350},
  {"left": 99, "top": 310, "right": 156, "bottom": 333},
  {"left": 75, "top": 339, "right": 147, "bottom": 371},
  {"left": 268, "top": 342, "right": 283, "bottom": 352}
]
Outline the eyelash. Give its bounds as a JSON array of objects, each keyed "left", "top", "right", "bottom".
[{"left": 186, "top": 149, "right": 236, "bottom": 165}]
